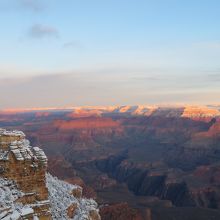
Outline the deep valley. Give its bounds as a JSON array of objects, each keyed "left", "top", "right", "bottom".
[{"left": 1, "top": 105, "right": 220, "bottom": 220}]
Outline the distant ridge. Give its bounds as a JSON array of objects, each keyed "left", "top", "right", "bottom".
[{"left": 1, "top": 105, "right": 220, "bottom": 118}]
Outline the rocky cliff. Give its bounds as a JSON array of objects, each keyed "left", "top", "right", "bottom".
[{"left": 0, "top": 129, "right": 101, "bottom": 220}]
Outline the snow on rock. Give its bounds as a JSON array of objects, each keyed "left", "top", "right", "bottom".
[
  {"left": 0, "top": 177, "right": 37, "bottom": 220},
  {"left": 0, "top": 178, "right": 23, "bottom": 209},
  {"left": 46, "top": 173, "right": 100, "bottom": 220},
  {"left": 0, "top": 174, "right": 101, "bottom": 220},
  {"left": 33, "top": 147, "right": 48, "bottom": 166},
  {"left": 0, "top": 129, "right": 101, "bottom": 220},
  {"left": 0, "top": 131, "right": 47, "bottom": 166},
  {"left": 0, "top": 129, "right": 25, "bottom": 138}
]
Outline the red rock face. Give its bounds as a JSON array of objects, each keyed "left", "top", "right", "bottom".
[
  {"left": 100, "top": 203, "right": 144, "bottom": 220},
  {"left": 194, "top": 119, "right": 220, "bottom": 138},
  {"left": 47, "top": 155, "right": 77, "bottom": 179},
  {"left": 53, "top": 117, "right": 120, "bottom": 130}
]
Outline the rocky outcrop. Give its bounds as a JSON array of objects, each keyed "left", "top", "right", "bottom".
[
  {"left": 0, "top": 129, "right": 101, "bottom": 220},
  {"left": 46, "top": 174, "right": 100, "bottom": 220},
  {"left": 0, "top": 129, "right": 51, "bottom": 219}
]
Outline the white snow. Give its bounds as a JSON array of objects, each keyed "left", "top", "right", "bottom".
[
  {"left": 0, "top": 133, "right": 47, "bottom": 167},
  {"left": 0, "top": 178, "right": 25, "bottom": 220},
  {"left": 0, "top": 129, "right": 25, "bottom": 137},
  {"left": 46, "top": 173, "right": 100, "bottom": 220},
  {"left": 21, "top": 207, "right": 34, "bottom": 216},
  {"left": 0, "top": 174, "right": 100, "bottom": 220},
  {"left": 0, "top": 150, "right": 9, "bottom": 161},
  {"left": 33, "top": 147, "right": 48, "bottom": 165}
]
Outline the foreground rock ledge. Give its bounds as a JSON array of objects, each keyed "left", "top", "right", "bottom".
[{"left": 0, "top": 129, "right": 101, "bottom": 220}]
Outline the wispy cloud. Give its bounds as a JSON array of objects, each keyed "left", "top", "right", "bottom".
[
  {"left": 0, "top": 70, "right": 219, "bottom": 109},
  {"left": 0, "top": 0, "right": 44, "bottom": 12},
  {"left": 28, "top": 24, "right": 59, "bottom": 39},
  {"left": 19, "top": 0, "right": 45, "bottom": 12}
]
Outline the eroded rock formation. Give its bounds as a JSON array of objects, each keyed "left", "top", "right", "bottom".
[
  {"left": 0, "top": 129, "right": 101, "bottom": 220},
  {"left": 0, "top": 129, "right": 51, "bottom": 219}
]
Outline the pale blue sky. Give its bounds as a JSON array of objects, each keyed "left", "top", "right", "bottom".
[{"left": 0, "top": 0, "right": 220, "bottom": 108}]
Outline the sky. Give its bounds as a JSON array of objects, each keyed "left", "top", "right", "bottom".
[{"left": 0, "top": 0, "right": 220, "bottom": 108}]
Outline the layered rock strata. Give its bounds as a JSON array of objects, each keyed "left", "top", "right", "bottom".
[{"left": 0, "top": 129, "right": 51, "bottom": 219}]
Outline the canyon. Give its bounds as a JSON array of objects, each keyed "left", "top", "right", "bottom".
[{"left": 1, "top": 105, "right": 220, "bottom": 220}]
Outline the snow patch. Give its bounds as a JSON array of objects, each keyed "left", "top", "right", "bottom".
[{"left": 46, "top": 173, "right": 100, "bottom": 220}]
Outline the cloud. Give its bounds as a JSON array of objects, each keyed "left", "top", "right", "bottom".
[
  {"left": 0, "top": 71, "right": 219, "bottom": 109},
  {"left": 19, "top": 0, "right": 45, "bottom": 12},
  {"left": 0, "top": 63, "right": 41, "bottom": 78},
  {"left": 28, "top": 24, "right": 59, "bottom": 39},
  {"left": 0, "top": 0, "right": 44, "bottom": 12}
]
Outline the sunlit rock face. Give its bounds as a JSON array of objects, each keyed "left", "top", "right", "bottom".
[{"left": 0, "top": 129, "right": 101, "bottom": 220}]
